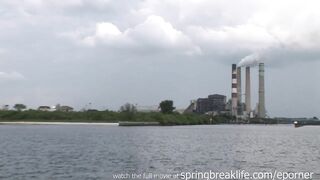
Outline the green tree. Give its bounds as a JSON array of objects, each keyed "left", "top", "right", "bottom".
[
  {"left": 119, "top": 103, "right": 137, "bottom": 113},
  {"left": 119, "top": 103, "right": 137, "bottom": 121},
  {"left": 159, "top": 100, "right": 175, "bottom": 114},
  {"left": 13, "top": 104, "right": 27, "bottom": 111}
]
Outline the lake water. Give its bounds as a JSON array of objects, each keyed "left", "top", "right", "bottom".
[{"left": 0, "top": 124, "right": 319, "bottom": 179}]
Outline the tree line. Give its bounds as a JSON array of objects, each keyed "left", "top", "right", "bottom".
[{"left": 3, "top": 100, "right": 176, "bottom": 113}]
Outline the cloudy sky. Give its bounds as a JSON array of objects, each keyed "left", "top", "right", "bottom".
[{"left": 0, "top": 0, "right": 320, "bottom": 117}]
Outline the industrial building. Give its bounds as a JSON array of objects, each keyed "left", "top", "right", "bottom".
[
  {"left": 231, "top": 63, "right": 266, "bottom": 119},
  {"left": 195, "top": 94, "right": 227, "bottom": 114},
  {"left": 184, "top": 62, "right": 267, "bottom": 119}
]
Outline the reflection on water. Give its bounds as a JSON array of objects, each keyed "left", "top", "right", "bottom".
[{"left": 0, "top": 124, "right": 319, "bottom": 179}]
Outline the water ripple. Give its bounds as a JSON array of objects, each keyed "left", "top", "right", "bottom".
[{"left": 0, "top": 125, "right": 319, "bottom": 179}]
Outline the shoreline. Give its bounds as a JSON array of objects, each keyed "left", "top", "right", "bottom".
[
  {"left": 0, "top": 121, "right": 294, "bottom": 126},
  {"left": 0, "top": 121, "right": 119, "bottom": 126}
]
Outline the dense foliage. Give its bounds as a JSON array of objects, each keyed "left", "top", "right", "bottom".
[
  {"left": 119, "top": 103, "right": 137, "bottom": 113},
  {"left": 0, "top": 110, "right": 210, "bottom": 125},
  {"left": 159, "top": 100, "right": 175, "bottom": 114},
  {"left": 0, "top": 110, "right": 283, "bottom": 125},
  {"left": 13, "top": 104, "right": 27, "bottom": 111}
]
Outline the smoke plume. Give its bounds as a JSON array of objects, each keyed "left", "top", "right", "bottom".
[{"left": 238, "top": 53, "right": 261, "bottom": 67}]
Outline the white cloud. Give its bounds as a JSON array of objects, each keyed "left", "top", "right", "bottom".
[
  {"left": 1, "top": 0, "right": 320, "bottom": 116},
  {"left": 186, "top": 24, "right": 278, "bottom": 53},
  {"left": 0, "top": 48, "right": 7, "bottom": 54},
  {"left": 96, "top": 22, "right": 121, "bottom": 37},
  {"left": 82, "top": 22, "right": 122, "bottom": 46},
  {"left": 126, "top": 15, "right": 190, "bottom": 47},
  {"left": 57, "top": 0, "right": 320, "bottom": 61},
  {"left": 3, "top": 0, "right": 107, "bottom": 9},
  {"left": 0, "top": 72, "right": 25, "bottom": 81},
  {"left": 134, "top": 0, "right": 320, "bottom": 58},
  {"left": 66, "top": 15, "right": 201, "bottom": 55}
]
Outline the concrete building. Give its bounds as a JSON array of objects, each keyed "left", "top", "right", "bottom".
[
  {"left": 60, "top": 106, "right": 74, "bottom": 112},
  {"left": 196, "top": 94, "right": 227, "bottom": 114},
  {"left": 184, "top": 100, "right": 197, "bottom": 114}
]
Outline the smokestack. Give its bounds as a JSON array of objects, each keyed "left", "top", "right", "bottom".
[
  {"left": 231, "top": 64, "right": 238, "bottom": 116},
  {"left": 237, "top": 67, "right": 243, "bottom": 115},
  {"left": 245, "top": 66, "right": 251, "bottom": 114},
  {"left": 258, "top": 63, "right": 266, "bottom": 118}
]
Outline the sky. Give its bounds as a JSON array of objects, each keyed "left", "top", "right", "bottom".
[{"left": 0, "top": 0, "right": 320, "bottom": 117}]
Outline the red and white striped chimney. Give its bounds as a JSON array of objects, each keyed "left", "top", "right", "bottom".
[{"left": 231, "top": 64, "right": 238, "bottom": 116}]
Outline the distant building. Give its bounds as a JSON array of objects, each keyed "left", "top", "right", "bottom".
[
  {"left": 59, "top": 106, "right": 74, "bottom": 112},
  {"left": 184, "top": 100, "right": 197, "bottom": 114},
  {"left": 1, "top": 105, "right": 10, "bottom": 111},
  {"left": 136, "top": 105, "right": 159, "bottom": 113},
  {"left": 38, "top": 106, "right": 51, "bottom": 111},
  {"left": 196, "top": 94, "right": 227, "bottom": 114}
]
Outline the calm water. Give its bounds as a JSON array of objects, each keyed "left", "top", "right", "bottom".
[{"left": 0, "top": 124, "right": 319, "bottom": 179}]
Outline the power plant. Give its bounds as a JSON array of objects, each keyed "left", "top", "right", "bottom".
[
  {"left": 231, "top": 63, "right": 266, "bottom": 119},
  {"left": 231, "top": 64, "right": 238, "bottom": 117},
  {"left": 184, "top": 57, "right": 267, "bottom": 120}
]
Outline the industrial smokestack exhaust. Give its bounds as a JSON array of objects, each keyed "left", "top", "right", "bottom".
[
  {"left": 245, "top": 66, "right": 251, "bottom": 115},
  {"left": 258, "top": 63, "right": 266, "bottom": 118},
  {"left": 231, "top": 64, "right": 238, "bottom": 116}
]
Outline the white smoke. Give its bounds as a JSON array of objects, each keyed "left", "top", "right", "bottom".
[{"left": 238, "top": 53, "right": 261, "bottom": 67}]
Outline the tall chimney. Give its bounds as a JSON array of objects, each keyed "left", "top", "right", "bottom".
[
  {"left": 231, "top": 64, "right": 238, "bottom": 116},
  {"left": 258, "top": 63, "right": 266, "bottom": 118},
  {"left": 245, "top": 66, "right": 251, "bottom": 114},
  {"left": 237, "top": 67, "right": 243, "bottom": 115}
]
